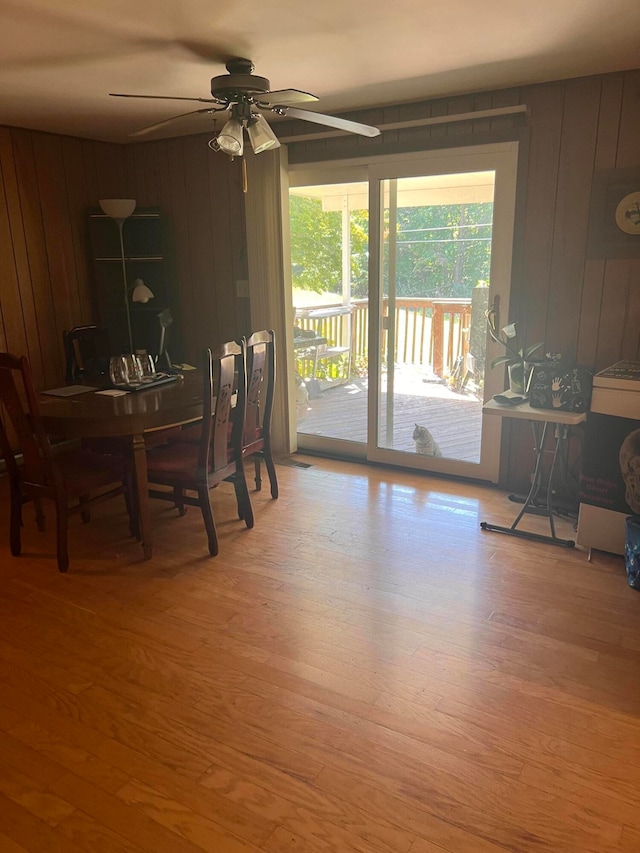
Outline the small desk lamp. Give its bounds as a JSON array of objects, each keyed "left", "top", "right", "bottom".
[
  {"left": 99, "top": 198, "right": 136, "bottom": 353},
  {"left": 157, "top": 308, "right": 177, "bottom": 372},
  {"left": 132, "top": 278, "right": 155, "bottom": 303}
]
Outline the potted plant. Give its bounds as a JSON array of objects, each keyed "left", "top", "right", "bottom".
[{"left": 485, "top": 307, "right": 544, "bottom": 395}]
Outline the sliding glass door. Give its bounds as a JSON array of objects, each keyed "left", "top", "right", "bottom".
[
  {"left": 288, "top": 143, "right": 519, "bottom": 481},
  {"left": 289, "top": 171, "right": 370, "bottom": 456}
]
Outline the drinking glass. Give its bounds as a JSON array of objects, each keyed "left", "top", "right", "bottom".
[
  {"left": 123, "top": 355, "right": 143, "bottom": 387},
  {"left": 109, "top": 356, "right": 129, "bottom": 387},
  {"left": 138, "top": 354, "right": 157, "bottom": 383}
]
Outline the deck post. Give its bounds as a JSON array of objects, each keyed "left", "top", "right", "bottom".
[{"left": 432, "top": 304, "right": 444, "bottom": 378}]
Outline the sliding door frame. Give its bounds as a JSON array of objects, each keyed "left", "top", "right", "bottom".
[{"left": 280, "top": 141, "right": 519, "bottom": 477}]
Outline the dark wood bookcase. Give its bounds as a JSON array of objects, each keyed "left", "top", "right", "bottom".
[{"left": 88, "top": 208, "right": 180, "bottom": 358}]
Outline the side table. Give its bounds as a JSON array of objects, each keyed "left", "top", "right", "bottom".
[{"left": 480, "top": 399, "right": 587, "bottom": 548}]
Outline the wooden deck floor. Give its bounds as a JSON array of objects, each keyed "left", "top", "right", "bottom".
[
  {"left": 298, "top": 373, "right": 482, "bottom": 462},
  {"left": 0, "top": 459, "right": 638, "bottom": 852}
]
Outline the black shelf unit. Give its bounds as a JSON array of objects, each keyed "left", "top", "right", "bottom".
[{"left": 88, "top": 208, "right": 179, "bottom": 358}]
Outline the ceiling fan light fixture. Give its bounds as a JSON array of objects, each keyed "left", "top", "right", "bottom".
[
  {"left": 247, "top": 114, "right": 280, "bottom": 154},
  {"left": 217, "top": 117, "right": 244, "bottom": 156}
]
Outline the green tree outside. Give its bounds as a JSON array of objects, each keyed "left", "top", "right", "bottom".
[
  {"left": 390, "top": 203, "right": 492, "bottom": 298},
  {"left": 290, "top": 195, "right": 493, "bottom": 299}
]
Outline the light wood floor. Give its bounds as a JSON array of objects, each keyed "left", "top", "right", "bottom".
[{"left": 0, "top": 456, "right": 638, "bottom": 852}]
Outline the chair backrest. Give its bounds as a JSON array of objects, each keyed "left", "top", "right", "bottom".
[
  {"left": 198, "top": 341, "right": 246, "bottom": 476},
  {"left": 244, "top": 330, "right": 275, "bottom": 448},
  {"left": 63, "top": 325, "right": 110, "bottom": 381},
  {"left": 0, "top": 353, "right": 57, "bottom": 490}
]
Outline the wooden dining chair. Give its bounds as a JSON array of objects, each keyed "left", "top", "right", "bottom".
[
  {"left": 144, "top": 342, "right": 254, "bottom": 556},
  {"left": 63, "top": 325, "right": 111, "bottom": 382},
  {"left": 170, "top": 330, "right": 278, "bottom": 501},
  {"left": 0, "top": 353, "right": 132, "bottom": 572},
  {"left": 243, "top": 329, "right": 278, "bottom": 499}
]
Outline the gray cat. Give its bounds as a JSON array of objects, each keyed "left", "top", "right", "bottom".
[{"left": 412, "top": 423, "right": 443, "bottom": 457}]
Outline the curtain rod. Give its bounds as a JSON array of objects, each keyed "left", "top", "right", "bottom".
[{"left": 279, "top": 104, "right": 528, "bottom": 144}]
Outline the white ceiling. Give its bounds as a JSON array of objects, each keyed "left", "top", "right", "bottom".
[{"left": 1, "top": 0, "right": 639, "bottom": 145}]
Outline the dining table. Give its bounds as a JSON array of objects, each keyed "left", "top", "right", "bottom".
[{"left": 39, "top": 371, "right": 203, "bottom": 560}]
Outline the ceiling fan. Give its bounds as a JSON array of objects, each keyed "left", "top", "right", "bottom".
[{"left": 111, "top": 57, "right": 381, "bottom": 155}]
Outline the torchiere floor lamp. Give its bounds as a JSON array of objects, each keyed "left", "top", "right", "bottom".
[{"left": 99, "top": 198, "right": 137, "bottom": 353}]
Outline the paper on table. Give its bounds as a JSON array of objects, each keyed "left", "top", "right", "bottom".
[
  {"left": 94, "top": 389, "right": 129, "bottom": 397},
  {"left": 42, "top": 385, "right": 99, "bottom": 397}
]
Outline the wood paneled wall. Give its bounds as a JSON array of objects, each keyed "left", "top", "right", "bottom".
[
  {"left": 0, "top": 127, "right": 248, "bottom": 387},
  {"left": 1, "top": 67, "right": 639, "bottom": 488},
  {"left": 280, "top": 69, "right": 640, "bottom": 488},
  {"left": 117, "top": 138, "right": 250, "bottom": 365}
]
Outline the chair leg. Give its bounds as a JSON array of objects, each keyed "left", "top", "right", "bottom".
[
  {"left": 55, "top": 499, "right": 69, "bottom": 573},
  {"left": 174, "top": 486, "right": 187, "bottom": 517},
  {"left": 124, "top": 474, "right": 140, "bottom": 540},
  {"left": 254, "top": 456, "right": 262, "bottom": 491},
  {"left": 9, "top": 489, "right": 22, "bottom": 557},
  {"left": 233, "top": 466, "right": 254, "bottom": 530},
  {"left": 34, "top": 498, "right": 46, "bottom": 531},
  {"left": 198, "top": 486, "right": 219, "bottom": 556},
  {"left": 79, "top": 494, "right": 91, "bottom": 524},
  {"left": 263, "top": 447, "right": 279, "bottom": 499}
]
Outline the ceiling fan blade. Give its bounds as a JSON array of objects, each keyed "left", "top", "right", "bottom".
[
  {"left": 129, "top": 107, "right": 227, "bottom": 138},
  {"left": 1, "top": 1, "right": 236, "bottom": 70},
  {"left": 277, "top": 107, "right": 381, "bottom": 138},
  {"left": 2, "top": 47, "right": 148, "bottom": 70},
  {"left": 111, "top": 93, "right": 224, "bottom": 104},
  {"left": 174, "top": 40, "right": 243, "bottom": 65},
  {"left": 257, "top": 89, "right": 319, "bottom": 107}
]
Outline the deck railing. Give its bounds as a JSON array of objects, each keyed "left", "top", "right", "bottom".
[{"left": 294, "top": 296, "right": 471, "bottom": 378}]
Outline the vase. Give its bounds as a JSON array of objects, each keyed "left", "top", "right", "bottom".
[{"left": 508, "top": 363, "right": 525, "bottom": 394}]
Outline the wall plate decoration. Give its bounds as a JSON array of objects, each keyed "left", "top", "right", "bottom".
[
  {"left": 615, "top": 192, "right": 640, "bottom": 235},
  {"left": 587, "top": 167, "right": 640, "bottom": 258}
]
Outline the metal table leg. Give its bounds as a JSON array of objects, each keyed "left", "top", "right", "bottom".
[{"left": 481, "top": 420, "right": 576, "bottom": 548}]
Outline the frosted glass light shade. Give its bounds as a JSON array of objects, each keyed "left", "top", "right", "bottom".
[
  {"left": 247, "top": 115, "right": 280, "bottom": 154},
  {"left": 99, "top": 198, "right": 136, "bottom": 219},
  {"left": 217, "top": 119, "right": 244, "bottom": 156},
  {"left": 132, "top": 279, "right": 155, "bottom": 303}
]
